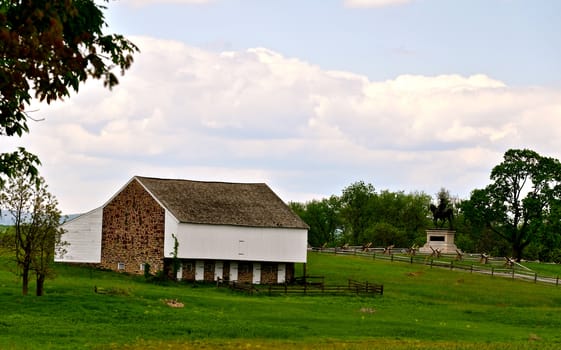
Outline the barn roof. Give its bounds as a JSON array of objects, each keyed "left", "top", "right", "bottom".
[{"left": 134, "top": 176, "right": 309, "bottom": 229}]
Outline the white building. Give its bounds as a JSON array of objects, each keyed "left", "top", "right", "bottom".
[{"left": 57, "top": 176, "right": 309, "bottom": 284}]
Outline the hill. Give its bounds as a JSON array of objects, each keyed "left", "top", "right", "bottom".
[
  {"left": 0, "top": 212, "right": 81, "bottom": 225},
  {"left": 1, "top": 251, "right": 560, "bottom": 349}
]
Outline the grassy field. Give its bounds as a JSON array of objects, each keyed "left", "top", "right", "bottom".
[{"left": 1, "top": 251, "right": 561, "bottom": 349}]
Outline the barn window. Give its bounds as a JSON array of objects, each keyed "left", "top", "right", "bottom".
[
  {"left": 204, "top": 262, "right": 213, "bottom": 272},
  {"left": 117, "top": 262, "right": 125, "bottom": 270},
  {"left": 185, "top": 263, "right": 193, "bottom": 272}
]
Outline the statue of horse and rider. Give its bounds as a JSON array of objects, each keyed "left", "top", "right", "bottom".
[{"left": 429, "top": 202, "right": 454, "bottom": 229}]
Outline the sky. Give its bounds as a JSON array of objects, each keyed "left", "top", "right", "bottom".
[{"left": 3, "top": 0, "right": 561, "bottom": 214}]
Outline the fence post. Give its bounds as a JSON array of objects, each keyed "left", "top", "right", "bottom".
[
  {"left": 512, "top": 268, "right": 515, "bottom": 279},
  {"left": 470, "top": 265, "right": 473, "bottom": 273},
  {"left": 491, "top": 267, "right": 494, "bottom": 276},
  {"left": 410, "top": 256, "right": 413, "bottom": 264},
  {"left": 373, "top": 253, "right": 376, "bottom": 260},
  {"left": 534, "top": 273, "right": 538, "bottom": 283},
  {"left": 430, "top": 259, "right": 433, "bottom": 268},
  {"left": 391, "top": 254, "right": 394, "bottom": 262},
  {"left": 450, "top": 261, "right": 453, "bottom": 270},
  {"left": 557, "top": 276, "right": 559, "bottom": 286}
]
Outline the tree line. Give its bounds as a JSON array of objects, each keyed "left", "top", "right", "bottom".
[{"left": 290, "top": 149, "right": 561, "bottom": 263}]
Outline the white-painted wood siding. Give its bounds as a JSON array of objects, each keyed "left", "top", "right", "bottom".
[
  {"left": 277, "top": 263, "right": 286, "bottom": 283},
  {"left": 252, "top": 263, "right": 261, "bottom": 284},
  {"left": 215, "top": 261, "right": 223, "bottom": 281},
  {"left": 195, "top": 260, "right": 204, "bottom": 281},
  {"left": 229, "top": 262, "right": 238, "bottom": 281},
  {"left": 164, "top": 223, "right": 307, "bottom": 263},
  {"left": 55, "top": 207, "right": 103, "bottom": 263}
]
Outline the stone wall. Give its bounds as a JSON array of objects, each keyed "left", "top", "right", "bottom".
[
  {"left": 101, "top": 179, "right": 165, "bottom": 274},
  {"left": 260, "top": 262, "right": 278, "bottom": 284},
  {"left": 181, "top": 261, "right": 196, "bottom": 281}
]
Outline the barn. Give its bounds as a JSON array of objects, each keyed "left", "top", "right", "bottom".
[{"left": 56, "top": 176, "right": 309, "bottom": 284}]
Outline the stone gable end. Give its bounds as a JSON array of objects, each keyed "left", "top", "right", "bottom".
[{"left": 101, "top": 179, "right": 165, "bottom": 274}]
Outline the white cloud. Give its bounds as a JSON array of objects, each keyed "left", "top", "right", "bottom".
[
  {"left": 6, "top": 36, "right": 561, "bottom": 213},
  {"left": 343, "top": 0, "right": 414, "bottom": 8}
]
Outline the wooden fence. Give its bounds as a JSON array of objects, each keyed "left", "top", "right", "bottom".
[
  {"left": 228, "top": 278, "right": 383, "bottom": 297},
  {"left": 311, "top": 247, "right": 561, "bottom": 286}
]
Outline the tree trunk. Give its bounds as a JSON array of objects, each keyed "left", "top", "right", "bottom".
[
  {"left": 513, "top": 242, "right": 523, "bottom": 262},
  {"left": 36, "top": 273, "right": 45, "bottom": 296},
  {"left": 22, "top": 267, "right": 29, "bottom": 296}
]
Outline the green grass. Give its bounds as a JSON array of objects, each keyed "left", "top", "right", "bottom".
[
  {"left": 521, "top": 261, "right": 561, "bottom": 277},
  {"left": 1, "top": 252, "right": 561, "bottom": 349}
]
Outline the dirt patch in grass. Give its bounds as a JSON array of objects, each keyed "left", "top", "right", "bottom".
[
  {"left": 406, "top": 271, "right": 424, "bottom": 277},
  {"left": 163, "top": 299, "right": 184, "bottom": 308}
]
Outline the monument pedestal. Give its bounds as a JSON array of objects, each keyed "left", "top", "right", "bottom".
[{"left": 419, "top": 229, "right": 458, "bottom": 254}]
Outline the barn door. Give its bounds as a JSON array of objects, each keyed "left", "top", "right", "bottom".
[
  {"left": 277, "top": 263, "right": 286, "bottom": 284},
  {"left": 195, "top": 260, "right": 204, "bottom": 281},
  {"left": 214, "top": 261, "right": 224, "bottom": 281},
  {"left": 176, "top": 264, "right": 183, "bottom": 281},
  {"left": 252, "top": 263, "right": 261, "bottom": 284},
  {"left": 229, "top": 262, "right": 238, "bottom": 282}
]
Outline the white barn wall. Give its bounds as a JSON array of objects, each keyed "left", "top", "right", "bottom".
[
  {"left": 166, "top": 223, "right": 307, "bottom": 263},
  {"left": 163, "top": 210, "right": 179, "bottom": 256},
  {"left": 56, "top": 207, "right": 103, "bottom": 263}
]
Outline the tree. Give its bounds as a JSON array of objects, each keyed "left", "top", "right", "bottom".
[
  {"left": 0, "top": 0, "right": 138, "bottom": 185},
  {"left": 371, "top": 190, "right": 431, "bottom": 244},
  {"left": 361, "top": 222, "right": 408, "bottom": 248},
  {"left": 289, "top": 196, "right": 342, "bottom": 247},
  {"left": 461, "top": 149, "right": 561, "bottom": 261},
  {"left": 340, "top": 181, "right": 376, "bottom": 244},
  {"left": 0, "top": 172, "right": 65, "bottom": 296}
]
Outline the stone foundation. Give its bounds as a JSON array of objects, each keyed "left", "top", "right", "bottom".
[
  {"left": 174, "top": 259, "right": 294, "bottom": 284},
  {"left": 419, "top": 229, "right": 458, "bottom": 254}
]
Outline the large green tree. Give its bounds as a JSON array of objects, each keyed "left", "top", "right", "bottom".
[
  {"left": 0, "top": 172, "right": 65, "bottom": 296},
  {"left": 0, "top": 0, "right": 138, "bottom": 185},
  {"left": 340, "top": 181, "right": 376, "bottom": 244},
  {"left": 461, "top": 149, "right": 561, "bottom": 261},
  {"left": 292, "top": 181, "right": 432, "bottom": 247},
  {"left": 289, "top": 196, "right": 342, "bottom": 247}
]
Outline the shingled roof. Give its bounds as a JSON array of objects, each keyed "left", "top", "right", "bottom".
[{"left": 135, "top": 176, "right": 309, "bottom": 229}]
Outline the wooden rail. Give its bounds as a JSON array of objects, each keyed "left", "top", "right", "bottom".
[
  {"left": 311, "top": 248, "right": 561, "bottom": 286},
  {"left": 264, "top": 279, "right": 383, "bottom": 297}
]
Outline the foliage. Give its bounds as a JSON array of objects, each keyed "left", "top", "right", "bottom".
[
  {"left": 461, "top": 149, "right": 561, "bottom": 261},
  {"left": 170, "top": 233, "right": 180, "bottom": 280},
  {"left": 0, "top": 0, "right": 138, "bottom": 185},
  {"left": 361, "top": 222, "right": 408, "bottom": 247},
  {"left": 436, "top": 187, "right": 452, "bottom": 210},
  {"left": 0, "top": 172, "right": 65, "bottom": 296},
  {"left": 340, "top": 181, "right": 376, "bottom": 243},
  {"left": 143, "top": 262, "right": 151, "bottom": 279},
  {"left": 293, "top": 181, "right": 431, "bottom": 247},
  {"left": 289, "top": 196, "right": 342, "bottom": 247}
]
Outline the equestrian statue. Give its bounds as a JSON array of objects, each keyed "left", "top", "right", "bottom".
[{"left": 429, "top": 202, "right": 454, "bottom": 229}]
